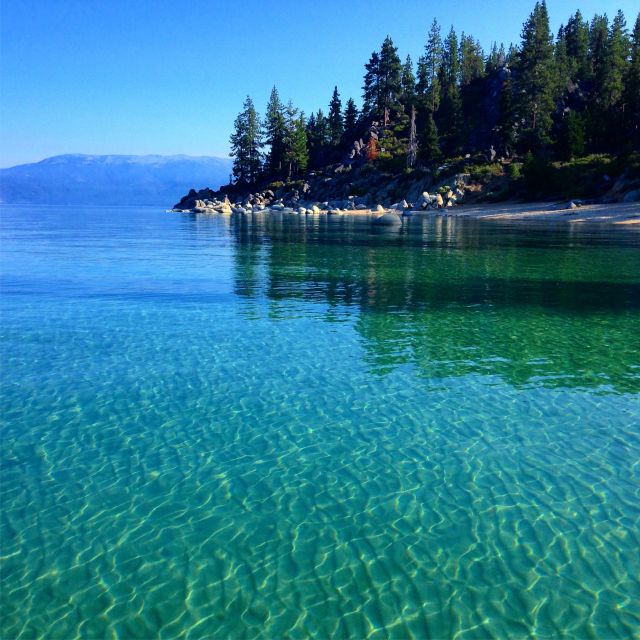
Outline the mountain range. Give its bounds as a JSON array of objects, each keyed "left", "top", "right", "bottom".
[{"left": 0, "top": 154, "right": 232, "bottom": 205}]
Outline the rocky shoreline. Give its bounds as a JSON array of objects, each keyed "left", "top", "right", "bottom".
[
  {"left": 171, "top": 178, "right": 469, "bottom": 222},
  {"left": 171, "top": 153, "right": 640, "bottom": 225},
  {"left": 169, "top": 185, "right": 640, "bottom": 226}
]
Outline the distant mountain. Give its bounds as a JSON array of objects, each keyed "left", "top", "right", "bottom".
[{"left": 0, "top": 154, "right": 232, "bottom": 205}]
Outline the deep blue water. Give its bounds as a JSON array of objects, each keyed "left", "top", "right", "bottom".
[{"left": 1, "top": 204, "right": 639, "bottom": 639}]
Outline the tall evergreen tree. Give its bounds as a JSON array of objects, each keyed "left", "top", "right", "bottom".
[
  {"left": 307, "top": 108, "right": 329, "bottom": 167},
  {"left": 343, "top": 98, "right": 359, "bottom": 132},
  {"left": 328, "top": 86, "right": 344, "bottom": 145},
  {"left": 486, "top": 42, "right": 500, "bottom": 73},
  {"left": 516, "top": 1, "right": 556, "bottom": 149},
  {"left": 423, "top": 19, "right": 443, "bottom": 112},
  {"left": 363, "top": 51, "right": 381, "bottom": 116},
  {"left": 264, "top": 86, "right": 286, "bottom": 176},
  {"left": 589, "top": 15, "right": 610, "bottom": 99},
  {"left": 624, "top": 13, "right": 640, "bottom": 148},
  {"left": 506, "top": 43, "right": 519, "bottom": 66},
  {"left": 554, "top": 25, "right": 572, "bottom": 98},
  {"left": 438, "top": 26, "right": 462, "bottom": 153},
  {"left": 419, "top": 110, "right": 442, "bottom": 164},
  {"left": 459, "top": 33, "right": 485, "bottom": 85},
  {"left": 315, "top": 109, "right": 329, "bottom": 147},
  {"left": 496, "top": 70, "right": 517, "bottom": 155},
  {"left": 229, "top": 96, "right": 262, "bottom": 186},
  {"left": 588, "top": 14, "right": 611, "bottom": 150},
  {"left": 557, "top": 111, "right": 586, "bottom": 159},
  {"left": 604, "top": 10, "right": 629, "bottom": 108},
  {"left": 441, "top": 26, "right": 460, "bottom": 89},
  {"left": 604, "top": 11, "right": 631, "bottom": 150},
  {"left": 283, "top": 103, "right": 308, "bottom": 178},
  {"left": 378, "top": 36, "right": 403, "bottom": 114},
  {"left": 401, "top": 55, "right": 416, "bottom": 106},
  {"left": 416, "top": 55, "right": 428, "bottom": 96},
  {"left": 565, "top": 10, "right": 590, "bottom": 81}
]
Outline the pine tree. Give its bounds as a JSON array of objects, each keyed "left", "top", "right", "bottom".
[
  {"left": 588, "top": 15, "right": 610, "bottom": 151},
  {"left": 589, "top": 15, "right": 610, "bottom": 100},
  {"left": 565, "top": 10, "right": 590, "bottom": 81},
  {"left": 401, "top": 55, "right": 416, "bottom": 106},
  {"left": 416, "top": 55, "right": 428, "bottom": 96},
  {"left": 516, "top": 1, "right": 556, "bottom": 150},
  {"left": 496, "top": 70, "right": 517, "bottom": 155},
  {"left": 343, "top": 98, "right": 359, "bottom": 132},
  {"left": 363, "top": 51, "right": 381, "bottom": 117},
  {"left": 459, "top": 33, "right": 485, "bottom": 85},
  {"left": 307, "top": 109, "right": 328, "bottom": 167},
  {"left": 283, "top": 103, "right": 308, "bottom": 178},
  {"left": 328, "top": 86, "right": 344, "bottom": 146},
  {"left": 419, "top": 110, "right": 441, "bottom": 164},
  {"left": 624, "top": 13, "right": 640, "bottom": 148},
  {"left": 315, "top": 109, "right": 328, "bottom": 146},
  {"left": 378, "top": 36, "right": 403, "bottom": 114},
  {"left": 506, "top": 44, "right": 519, "bottom": 66},
  {"left": 604, "top": 11, "right": 631, "bottom": 150},
  {"left": 438, "top": 26, "right": 462, "bottom": 154},
  {"left": 604, "top": 11, "right": 629, "bottom": 109},
  {"left": 486, "top": 43, "right": 500, "bottom": 73},
  {"left": 557, "top": 111, "right": 586, "bottom": 159},
  {"left": 229, "top": 96, "right": 262, "bottom": 186},
  {"left": 291, "top": 114, "right": 309, "bottom": 176},
  {"left": 423, "top": 19, "right": 443, "bottom": 112},
  {"left": 554, "top": 25, "right": 571, "bottom": 98},
  {"left": 441, "top": 27, "right": 460, "bottom": 89},
  {"left": 264, "top": 86, "right": 286, "bottom": 176}
]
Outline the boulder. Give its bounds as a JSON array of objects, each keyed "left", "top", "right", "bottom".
[
  {"left": 436, "top": 193, "right": 444, "bottom": 208},
  {"left": 374, "top": 212, "right": 402, "bottom": 226},
  {"left": 375, "top": 204, "right": 385, "bottom": 213}
]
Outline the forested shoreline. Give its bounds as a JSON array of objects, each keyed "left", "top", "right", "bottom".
[{"left": 224, "top": 1, "right": 639, "bottom": 200}]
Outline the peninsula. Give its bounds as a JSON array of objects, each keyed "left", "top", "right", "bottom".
[{"left": 174, "top": 2, "right": 640, "bottom": 223}]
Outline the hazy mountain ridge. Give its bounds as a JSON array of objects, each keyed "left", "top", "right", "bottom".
[{"left": 0, "top": 154, "right": 232, "bottom": 205}]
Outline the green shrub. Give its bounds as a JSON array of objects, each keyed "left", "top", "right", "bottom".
[
  {"left": 469, "top": 162, "right": 503, "bottom": 183},
  {"left": 508, "top": 162, "right": 522, "bottom": 181}
]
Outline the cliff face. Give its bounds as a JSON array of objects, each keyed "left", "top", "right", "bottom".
[{"left": 0, "top": 154, "right": 232, "bottom": 205}]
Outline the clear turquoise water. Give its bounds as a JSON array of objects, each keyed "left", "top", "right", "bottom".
[{"left": 1, "top": 205, "right": 639, "bottom": 639}]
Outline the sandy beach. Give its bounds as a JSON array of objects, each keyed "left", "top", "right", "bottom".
[{"left": 415, "top": 201, "right": 640, "bottom": 225}]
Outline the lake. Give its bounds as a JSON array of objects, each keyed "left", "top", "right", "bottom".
[{"left": 1, "top": 204, "right": 639, "bottom": 638}]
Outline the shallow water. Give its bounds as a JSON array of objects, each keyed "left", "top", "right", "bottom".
[{"left": 1, "top": 205, "right": 639, "bottom": 639}]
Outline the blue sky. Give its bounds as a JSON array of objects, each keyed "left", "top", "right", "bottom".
[{"left": 1, "top": 0, "right": 636, "bottom": 167}]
